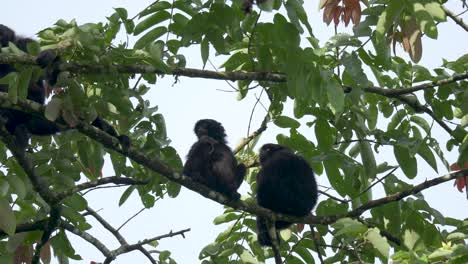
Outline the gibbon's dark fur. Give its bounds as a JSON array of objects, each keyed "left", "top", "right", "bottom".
[
  {"left": 183, "top": 119, "right": 246, "bottom": 199},
  {"left": 256, "top": 143, "right": 318, "bottom": 246},
  {"left": 0, "top": 24, "right": 128, "bottom": 149}
]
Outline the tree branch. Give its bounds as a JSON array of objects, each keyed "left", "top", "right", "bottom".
[
  {"left": 442, "top": 6, "right": 468, "bottom": 32},
  {"left": 0, "top": 54, "right": 465, "bottom": 93},
  {"left": 1, "top": 93, "right": 467, "bottom": 227},
  {"left": 362, "top": 72, "right": 468, "bottom": 96},
  {"left": 233, "top": 114, "right": 269, "bottom": 154},
  {"left": 60, "top": 221, "right": 113, "bottom": 259},
  {"left": 85, "top": 207, "right": 157, "bottom": 264},
  {"left": 55, "top": 176, "right": 148, "bottom": 201}
]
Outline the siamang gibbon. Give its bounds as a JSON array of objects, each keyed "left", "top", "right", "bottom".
[
  {"left": 183, "top": 119, "right": 246, "bottom": 199},
  {"left": 0, "top": 24, "right": 128, "bottom": 149},
  {"left": 256, "top": 143, "right": 318, "bottom": 246}
]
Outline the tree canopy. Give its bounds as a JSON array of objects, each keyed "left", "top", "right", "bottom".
[{"left": 0, "top": 0, "right": 467, "bottom": 263}]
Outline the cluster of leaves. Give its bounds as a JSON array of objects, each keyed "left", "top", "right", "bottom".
[
  {"left": 321, "top": 0, "right": 363, "bottom": 27},
  {"left": 0, "top": 0, "right": 467, "bottom": 263}
]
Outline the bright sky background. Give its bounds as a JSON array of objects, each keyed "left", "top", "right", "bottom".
[{"left": 2, "top": 1, "right": 467, "bottom": 263}]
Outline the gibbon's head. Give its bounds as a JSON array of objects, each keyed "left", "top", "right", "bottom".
[
  {"left": 258, "top": 143, "right": 290, "bottom": 165},
  {"left": 0, "top": 24, "right": 16, "bottom": 47},
  {"left": 194, "top": 119, "right": 227, "bottom": 144}
]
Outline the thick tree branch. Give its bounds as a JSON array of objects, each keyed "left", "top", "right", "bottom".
[
  {"left": 442, "top": 6, "right": 468, "bottom": 32},
  {"left": 0, "top": 54, "right": 465, "bottom": 93},
  {"left": 363, "top": 72, "right": 468, "bottom": 96},
  {"left": 1, "top": 94, "right": 467, "bottom": 227}
]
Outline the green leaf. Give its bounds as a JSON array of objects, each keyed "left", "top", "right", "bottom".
[
  {"left": 239, "top": 250, "right": 260, "bottom": 264},
  {"left": 394, "top": 146, "right": 417, "bottom": 179},
  {"left": 134, "top": 10, "right": 171, "bottom": 35},
  {"left": 16, "top": 68, "right": 32, "bottom": 100},
  {"left": 44, "top": 98, "right": 63, "bottom": 122},
  {"left": 360, "top": 141, "right": 377, "bottom": 180},
  {"left": 375, "top": 0, "right": 405, "bottom": 35},
  {"left": 114, "top": 7, "right": 128, "bottom": 20},
  {"left": 213, "top": 212, "right": 239, "bottom": 225},
  {"left": 119, "top": 186, "right": 136, "bottom": 206},
  {"left": 410, "top": 116, "right": 431, "bottom": 134},
  {"left": 315, "top": 119, "right": 334, "bottom": 150},
  {"left": 333, "top": 218, "right": 367, "bottom": 236},
  {"left": 326, "top": 77, "right": 344, "bottom": 114},
  {"left": 134, "top": 26, "right": 167, "bottom": 49},
  {"left": 324, "top": 157, "right": 346, "bottom": 196},
  {"left": 425, "top": 2, "right": 446, "bottom": 22},
  {"left": 274, "top": 116, "right": 300, "bottom": 129},
  {"left": 0, "top": 198, "right": 16, "bottom": 236},
  {"left": 366, "top": 228, "right": 390, "bottom": 258},
  {"left": 413, "top": 3, "right": 438, "bottom": 39},
  {"left": 417, "top": 143, "right": 438, "bottom": 172},
  {"left": 201, "top": 36, "right": 209, "bottom": 68}
]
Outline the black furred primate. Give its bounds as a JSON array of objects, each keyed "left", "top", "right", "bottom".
[
  {"left": 0, "top": 24, "right": 129, "bottom": 149},
  {"left": 256, "top": 143, "right": 318, "bottom": 246},
  {"left": 183, "top": 119, "right": 246, "bottom": 199}
]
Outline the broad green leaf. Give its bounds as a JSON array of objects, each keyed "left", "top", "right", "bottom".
[
  {"left": 324, "top": 158, "right": 346, "bottom": 196},
  {"left": 274, "top": 116, "right": 300, "bottom": 129},
  {"left": 326, "top": 77, "right": 344, "bottom": 114},
  {"left": 119, "top": 186, "right": 136, "bottom": 206},
  {"left": 360, "top": 140, "right": 377, "bottom": 180},
  {"left": 201, "top": 36, "right": 209, "bottom": 68},
  {"left": 239, "top": 250, "right": 260, "bottom": 264},
  {"left": 413, "top": 3, "right": 438, "bottom": 39},
  {"left": 213, "top": 212, "right": 239, "bottom": 225},
  {"left": 16, "top": 68, "right": 32, "bottom": 100},
  {"left": 394, "top": 146, "right": 417, "bottom": 179},
  {"left": 134, "top": 26, "right": 167, "bottom": 49},
  {"left": 425, "top": 2, "right": 446, "bottom": 22},
  {"left": 114, "top": 7, "right": 128, "bottom": 20},
  {"left": 366, "top": 228, "right": 390, "bottom": 258},
  {"left": 0, "top": 198, "right": 15, "bottom": 236},
  {"left": 134, "top": 10, "right": 171, "bottom": 35},
  {"left": 315, "top": 119, "right": 334, "bottom": 150},
  {"left": 410, "top": 116, "right": 431, "bottom": 134},
  {"left": 417, "top": 143, "right": 438, "bottom": 172},
  {"left": 45, "top": 98, "right": 63, "bottom": 122},
  {"left": 375, "top": 0, "right": 405, "bottom": 35}
]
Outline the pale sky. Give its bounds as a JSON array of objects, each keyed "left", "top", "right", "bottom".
[{"left": 2, "top": 1, "right": 467, "bottom": 263}]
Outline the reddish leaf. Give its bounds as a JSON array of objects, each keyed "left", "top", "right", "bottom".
[
  {"left": 454, "top": 177, "right": 466, "bottom": 192},
  {"left": 40, "top": 242, "right": 51, "bottom": 264},
  {"left": 333, "top": 6, "right": 343, "bottom": 26},
  {"left": 323, "top": 4, "right": 335, "bottom": 25},
  {"left": 297, "top": 223, "right": 305, "bottom": 233},
  {"left": 343, "top": 6, "right": 352, "bottom": 26},
  {"left": 351, "top": 3, "right": 361, "bottom": 25}
]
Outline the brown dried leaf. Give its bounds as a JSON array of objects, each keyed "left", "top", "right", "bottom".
[
  {"left": 40, "top": 242, "right": 52, "bottom": 264},
  {"left": 351, "top": 3, "right": 361, "bottom": 25},
  {"left": 323, "top": 4, "right": 336, "bottom": 25},
  {"left": 334, "top": 5, "right": 343, "bottom": 26},
  {"left": 343, "top": 6, "right": 352, "bottom": 26},
  {"left": 401, "top": 16, "right": 422, "bottom": 63}
]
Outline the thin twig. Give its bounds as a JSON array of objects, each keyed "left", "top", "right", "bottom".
[
  {"left": 442, "top": 6, "right": 468, "bottom": 32},
  {"left": 234, "top": 114, "right": 269, "bottom": 154},
  {"left": 309, "top": 225, "right": 324, "bottom": 264}
]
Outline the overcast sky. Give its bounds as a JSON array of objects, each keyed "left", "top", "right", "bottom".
[{"left": 2, "top": 1, "right": 467, "bottom": 263}]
